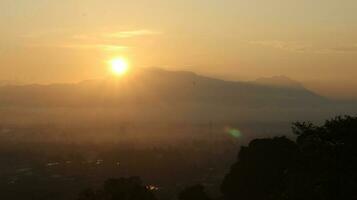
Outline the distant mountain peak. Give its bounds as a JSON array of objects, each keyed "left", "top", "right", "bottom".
[
  {"left": 254, "top": 76, "right": 304, "bottom": 90},
  {"left": 142, "top": 67, "right": 198, "bottom": 77}
]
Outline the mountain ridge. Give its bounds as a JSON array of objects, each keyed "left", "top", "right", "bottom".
[
  {"left": 0, "top": 68, "right": 355, "bottom": 123},
  {"left": 0, "top": 68, "right": 327, "bottom": 107}
]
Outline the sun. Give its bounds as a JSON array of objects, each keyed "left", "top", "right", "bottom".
[{"left": 109, "top": 57, "right": 129, "bottom": 76}]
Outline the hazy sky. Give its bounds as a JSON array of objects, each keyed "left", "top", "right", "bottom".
[{"left": 1, "top": 0, "right": 357, "bottom": 99}]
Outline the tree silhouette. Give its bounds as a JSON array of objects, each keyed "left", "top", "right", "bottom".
[
  {"left": 178, "top": 185, "right": 211, "bottom": 200},
  {"left": 289, "top": 115, "right": 357, "bottom": 200},
  {"left": 78, "top": 188, "right": 102, "bottom": 200},
  {"left": 221, "top": 115, "right": 357, "bottom": 200},
  {"left": 221, "top": 137, "right": 298, "bottom": 200},
  {"left": 77, "top": 177, "right": 157, "bottom": 200}
]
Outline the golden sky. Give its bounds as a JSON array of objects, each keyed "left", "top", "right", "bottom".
[{"left": 0, "top": 0, "right": 357, "bottom": 99}]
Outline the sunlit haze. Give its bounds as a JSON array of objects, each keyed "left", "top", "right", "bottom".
[
  {"left": 109, "top": 57, "right": 129, "bottom": 76},
  {"left": 0, "top": 1, "right": 357, "bottom": 200},
  {"left": 0, "top": 0, "right": 357, "bottom": 99}
]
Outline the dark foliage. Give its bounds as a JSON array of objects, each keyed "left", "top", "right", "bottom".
[
  {"left": 221, "top": 137, "right": 298, "bottom": 200},
  {"left": 77, "top": 177, "right": 156, "bottom": 200},
  {"left": 178, "top": 185, "right": 211, "bottom": 200},
  {"left": 290, "top": 115, "right": 357, "bottom": 200},
  {"left": 221, "top": 115, "right": 357, "bottom": 200}
]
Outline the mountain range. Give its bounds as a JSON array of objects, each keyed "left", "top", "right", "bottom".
[{"left": 0, "top": 68, "right": 355, "bottom": 123}]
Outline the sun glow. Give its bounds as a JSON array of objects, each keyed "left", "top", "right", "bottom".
[{"left": 109, "top": 57, "right": 129, "bottom": 76}]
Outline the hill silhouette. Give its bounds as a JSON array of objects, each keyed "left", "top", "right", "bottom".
[
  {"left": 0, "top": 68, "right": 325, "bottom": 106},
  {"left": 253, "top": 75, "right": 305, "bottom": 90},
  {"left": 0, "top": 68, "right": 355, "bottom": 122}
]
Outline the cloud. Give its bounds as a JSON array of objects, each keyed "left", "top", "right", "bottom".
[
  {"left": 60, "top": 29, "right": 161, "bottom": 51},
  {"left": 28, "top": 43, "right": 128, "bottom": 52},
  {"left": 23, "top": 29, "right": 161, "bottom": 52},
  {"left": 103, "top": 30, "right": 162, "bottom": 38},
  {"left": 71, "top": 29, "right": 162, "bottom": 41},
  {"left": 58, "top": 44, "right": 128, "bottom": 51},
  {"left": 327, "top": 45, "right": 357, "bottom": 53},
  {"left": 249, "top": 40, "right": 357, "bottom": 54},
  {"left": 249, "top": 40, "right": 310, "bottom": 52}
]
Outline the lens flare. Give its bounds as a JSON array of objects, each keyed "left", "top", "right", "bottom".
[{"left": 225, "top": 126, "right": 242, "bottom": 138}]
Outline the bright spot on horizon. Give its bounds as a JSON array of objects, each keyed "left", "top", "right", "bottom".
[{"left": 109, "top": 57, "right": 129, "bottom": 76}]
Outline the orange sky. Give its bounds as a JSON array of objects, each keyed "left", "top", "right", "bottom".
[{"left": 0, "top": 0, "right": 357, "bottom": 99}]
